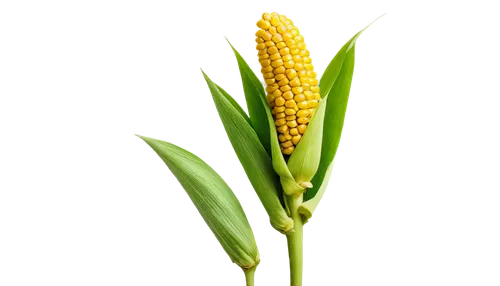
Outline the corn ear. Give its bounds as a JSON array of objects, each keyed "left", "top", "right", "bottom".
[
  {"left": 255, "top": 12, "right": 321, "bottom": 155},
  {"left": 202, "top": 71, "right": 294, "bottom": 234},
  {"left": 137, "top": 135, "right": 259, "bottom": 269}
]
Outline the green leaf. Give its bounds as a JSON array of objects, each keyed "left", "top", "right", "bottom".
[
  {"left": 202, "top": 71, "right": 293, "bottom": 234},
  {"left": 304, "top": 42, "right": 357, "bottom": 204},
  {"left": 137, "top": 135, "right": 259, "bottom": 269},
  {"left": 304, "top": 16, "right": 382, "bottom": 205},
  {"left": 319, "top": 12, "right": 386, "bottom": 98},
  {"left": 227, "top": 39, "right": 271, "bottom": 154}
]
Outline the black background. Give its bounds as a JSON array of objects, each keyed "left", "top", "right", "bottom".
[{"left": 96, "top": 2, "right": 416, "bottom": 285}]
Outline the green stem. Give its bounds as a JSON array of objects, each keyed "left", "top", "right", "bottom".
[
  {"left": 243, "top": 266, "right": 256, "bottom": 286},
  {"left": 286, "top": 194, "right": 304, "bottom": 286}
]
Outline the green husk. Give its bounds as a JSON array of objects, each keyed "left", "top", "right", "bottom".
[
  {"left": 137, "top": 135, "right": 259, "bottom": 269},
  {"left": 202, "top": 71, "right": 294, "bottom": 234}
]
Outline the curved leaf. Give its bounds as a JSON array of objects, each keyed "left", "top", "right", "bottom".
[
  {"left": 137, "top": 135, "right": 259, "bottom": 269},
  {"left": 202, "top": 71, "right": 293, "bottom": 234}
]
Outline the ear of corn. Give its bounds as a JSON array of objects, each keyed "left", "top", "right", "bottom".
[
  {"left": 202, "top": 71, "right": 294, "bottom": 234},
  {"left": 137, "top": 135, "right": 260, "bottom": 270},
  {"left": 256, "top": 12, "right": 321, "bottom": 155},
  {"left": 226, "top": 40, "right": 272, "bottom": 155}
]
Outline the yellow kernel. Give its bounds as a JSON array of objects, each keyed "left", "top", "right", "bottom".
[
  {"left": 280, "top": 48, "right": 290, "bottom": 55},
  {"left": 277, "top": 125, "right": 288, "bottom": 133},
  {"left": 300, "top": 49, "right": 310, "bottom": 57},
  {"left": 256, "top": 43, "right": 266, "bottom": 50},
  {"left": 283, "top": 91, "right": 294, "bottom": 100},
  {"left": 276, "top": 112, "right": 286, "bottom": 119},
  {"left": 270, "top": 53, "right": 281, "bottom": 61},
  {"left": 285, "top": 100, "right": 296, "bottom": 108},
  {"left": 284, "top": 133, "right": 292, "bottom": 140},
  {"left": 298, "top": 124, "right": 307, "bottom": 134},
  {"left": 293, "top": 55, "right": 302, "bottom": 62},
  {"left": 282, "top": 54, "right": 293, "bottom": 61},
  {"left": 298, "top": 70, "right": 308, "bottom": 78},
  {"left": 302, "top": 83, "right": 311, "bottom": 91},
  {"left": 287, "top": 120, "right": 298, "bottom": 128},
  {"left": 283, "top": 33, "right": 293, "bottom": 41},
  {"left": 314, "top": 93, "right": 321, "bottom": 100},
  {"left": 263, "top": 72, "right": 274, "bottom": 79},
  {"left": 262, "top": 13, "right": 272, "bottom": 21},
  {"left": 272, "top": 34, "right": 283, "bottom": 43},
  {"left": 282, "top": 140, "right": 293, "bottom": 148},
  {"left": 291, "top": 49, "right": 300, "bottom": 55},
  {"left": 285, "top": 18, "right": 293, "bottom": 25},
  {"left": 265, "top": 78, "right": 275, "bottom": 85},
  {"left": 262, "top": 31, "right": 272, "bottom": 41},
  {"left": 309, "top": 78, "right": 319, "bottom": 85},
  {"left": 294, "top": 63, "right": 305, "bottom": 71},
  {"left": 285, "top": 108, "right": 296, "bottom": 115},
  {"left": 279, "top": 15, "right": 287, "bottom": 23},
  {"left": 294, "top": 94, "right": 306, "bottom": 102},
  {"left": 285, "top": 115, "right": 296, "bottom": 120},
  {"left": 277, "top": 25, "right": 287, "bottom": 34},
  {"left": 272, "top": 89, "right": 283, "bottom": 97},
  {"left": 256, "top": 29, "right": 265, "bottom": 37},
  {"left": 257, "top": 19, "right": 271, "bottom": 30},
  {"left": 275, "top": 74, "right": 287, "bottom": 81},
  {"left": 258, "top": 48, "right": 268, "bottom": 56},
  {"left": 269, "top": 26, "right": 277, "bottom": 35},
  {"left": 308, "top": 99, "right": 318, "bottom": 108},
  {"left": 278, "top": 134, "right": 287, "bottom": 142},
  {"left": 303, "top": 57, "right": 312, "bottom": 64},
  {"left": 282, "top": 146, "right": 294, "bottom": 155},
  {"left": 259, "top": 54, "right": 269, "bottom": 60},
  {"left": 275, "top": 97, "right": 285, "bottom": 106},
  {"left": 272, "top": 59, "right": 284, "bottom": 68},
  {"left": 278, "top": 78, "right": 289, "bottom": 86},
  {"left": 275, "top": 118, "right": 287, "bottom": 126},
  {"left": 286, "top": 69, "right": 298, "bottom": 80},
  {"left": 280, "top": 85, "right": 292, "bottom": 92},
  {"left": 274, "top": 66, "right": 286, "bottom": 74},
  {"left": 305, "top": 64, "right": 314, "bottom": 70},
  {"left": 311, "top": 86, "right": 320, "bottom": 93},
  {"left": 284, "top": 60, "right": 295, "bottom": 69},
  {"left": 271, "top": 16, "right": 280, "bottom": 26},
  {"left": 298, "top": 101, "right": 309, "bottom": 109},
  {"left": 297, "top": 117, "right": 309, "bottom": 124},
  {"left": 291, "top": 29, "right": 299, "bottom": 36},
  {"left": 298, "top": 43, "right": 307, "bottom": 50},
  {"left": 289, "top": 78, "right": 301, "bottom": 87},
  {"left": 276, "top": 42, "right": 287, "bottom": 49},
  {"left": 266, "top": 83, "right": 279, "bottom": 93},
  {"left": 290, "top": 128, "right": 299, "bottom": 136},
  {"left": 268, "top": 46, "right": 279, "bottom": 54},
  {"left": 297, "top": 110, "right": 310, "bottom": 117},
  {"left": 304, "top": 91, "right": 314, "bottom": 99},
  {"left": 261, "top": 65, "right": 273, "bottom": 73},
  {"left": 260, "top": 59, "right": 271, "bottom": 67},
  {"left": 273, "top": 106, "right": 285, "bottom": 113},
  {"left": 256, "top": 37, "right": 264, "bottom": 43},
  {"left": 294, "top": 35, "right": 304, "bottom": 42},
  {"left": 266, "top": 93, "right": 275, "bottom": 103},
  {"left": 307, "top": 71, "right": 317, "bottom": 78},
  {"left": 286, "top": 39, "right": 296, "bottom": 47},
  {"left": 292, "top": 135, "right": 302, "bottom": 145},
  {"left": 265, "top": 41, "right": 275, "bottom": 47},
  {"left": 292, "top": 86, "right": 303, "bottom": 94}
]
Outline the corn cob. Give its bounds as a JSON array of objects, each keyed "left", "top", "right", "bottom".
[{"left": 255, "top": 12, "right": 321, "bottom": 155}]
